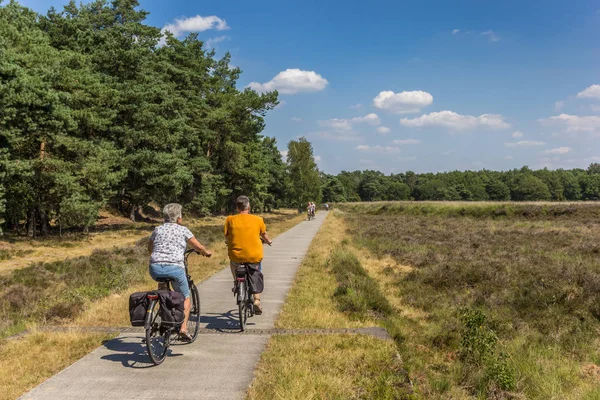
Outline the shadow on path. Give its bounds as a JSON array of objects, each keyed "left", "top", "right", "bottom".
[
  {"left": 100, "top": 336, "right": 182, "bottom": 369},
  {"left": 201, "top": 310, "right": 256, "bottom": 332}
]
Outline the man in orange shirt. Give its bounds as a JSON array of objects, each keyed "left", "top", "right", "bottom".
[{"left": 224, "top": 195, "right": 272, "bottom": 314}]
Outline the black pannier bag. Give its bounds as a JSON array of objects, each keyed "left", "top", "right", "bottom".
[
  {"left": 158, "top": 290, "right": 185, "bottom": 326},
  {"left": 129, "top": 292, "right": 149, "bottom": 326},
  {"left": 247, "top": 263, "right": 264, "bottom": 295}
]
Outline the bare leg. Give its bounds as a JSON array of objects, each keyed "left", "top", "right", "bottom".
[{"left": 180, "top": 297, "right": 191, "bottom": 333}]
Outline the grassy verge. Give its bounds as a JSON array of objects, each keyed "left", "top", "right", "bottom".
[
  {"left": 248, "top": 335, "right": 410, "bottom": 400},
  {"left": 0, "top": 210, "right": 305, "bottom": 399},
  {"left": 250, "top": 211, "right": 412, "bottom": 399}
]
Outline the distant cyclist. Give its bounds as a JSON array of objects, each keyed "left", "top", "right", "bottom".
[
  {"left": 148, "top": 203, "right": 212, "bottom": 341},
  {"left": 224, "top": 196, "right": 272, "bottom": 314}
]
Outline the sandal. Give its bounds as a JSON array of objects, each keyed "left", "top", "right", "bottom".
[
  {"left": 253, "top": 300, "right": 263, "bottom": 315},
  {"left": 178, "top": 331, "right": 193, "bottom": 342}
]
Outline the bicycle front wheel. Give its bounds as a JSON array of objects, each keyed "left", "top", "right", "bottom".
[
  {"left": 238, "top": 281, "right": 247, "bottom": 331},
  {"left": 187, "top": 284, "right": 201, "bottom": 343},
  {"left": 145, "top": 299, "right": 169, "bottom": 365}
]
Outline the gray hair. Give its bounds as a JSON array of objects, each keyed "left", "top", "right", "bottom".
[
  {"left": 236, "top": 195, "right": 250, "bottom": 211},
  {"left": 163, "top": 203, "right": 183, "bottom": 223}
]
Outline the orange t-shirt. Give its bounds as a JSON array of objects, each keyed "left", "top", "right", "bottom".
[{"left": 224, "top": 213, "right": 267, "bottom": 263}]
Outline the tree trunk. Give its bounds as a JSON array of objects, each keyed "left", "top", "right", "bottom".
[
  {"left": 27, "top": 208, "right": 36, "bottom": 237},
  {"left": 129, "top": 204, "right": 136, "bottom": 222},
  {"left": 40, "top": 210, "right": 49, "bottom": 236}
]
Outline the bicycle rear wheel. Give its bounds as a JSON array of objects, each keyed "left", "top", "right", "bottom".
[
  {"left": 187, "top": 284, "right": 201, "bottom": 342},
  {"left": 238, "top": 281, "right": 247, "bottom": 331},
  {"left": 145, "top": 299, "right": 170, "bottom": 365}
]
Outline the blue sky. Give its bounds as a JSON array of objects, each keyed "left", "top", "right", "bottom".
[{"left": 21, "top": 0, "right": 600, "bottom": 174}]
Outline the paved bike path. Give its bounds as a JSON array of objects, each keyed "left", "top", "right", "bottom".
[{"left": 21, "top": 212, "right": 327, "bottom": 400}]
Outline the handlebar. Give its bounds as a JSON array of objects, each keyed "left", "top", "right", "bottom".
[{"left": 185, "top": 248, "right": 210, "bottom": 257}]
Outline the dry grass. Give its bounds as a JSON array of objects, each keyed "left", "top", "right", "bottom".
[
  {"left": 247, "top": 334, "right": 410, "bottom": 400},
  {"left": 0, "top": 331, "right": 114, "bottom": 400},
  {"left": 276, "top": 211, "right": 377, "bottom": 329},
  {"left": 0, "top": 229, "right": 150, "bottom": 276}
]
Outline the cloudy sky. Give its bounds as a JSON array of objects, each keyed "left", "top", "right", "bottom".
[{"left": 22, "top": 0, "right": 600, "bottom": 174}]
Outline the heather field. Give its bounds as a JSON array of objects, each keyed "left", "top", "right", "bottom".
[{"left": 340, "top": 202, "right": 600, "bottom": 399}]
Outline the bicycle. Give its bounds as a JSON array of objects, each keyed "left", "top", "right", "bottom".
[
  {"left": 234, "top": 263, "right": 256, "bottom": 332},
  {"left": 144, "top": 249, "right": 201, "bottom": 365}
]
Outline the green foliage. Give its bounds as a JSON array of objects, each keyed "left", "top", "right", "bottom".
[
  {"left": 331, "top": 164, "right": 600, "bottom": 203},
  {"left": 459, "top": 309, "right": 516, "bottom": 394},
  {"left": 511, "top": 174, "right": 551, "bottom": 201},
  {"left": 1, "top": 0, "right": 304, "bottom": 234}
]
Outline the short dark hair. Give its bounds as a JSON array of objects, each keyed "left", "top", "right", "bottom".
[{"left": 236, "top": 195, "right": 250, "bottom": 211}]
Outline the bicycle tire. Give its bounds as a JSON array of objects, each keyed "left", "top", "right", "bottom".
[
  {"left": 187, "top": 284, "right": 201, "bottom": 343},
  {"left": 145, "top": 299, "right": 169, "bottom": 365},
  {"left": 238, "top": 281, "right": 247, "bottom": 331}
]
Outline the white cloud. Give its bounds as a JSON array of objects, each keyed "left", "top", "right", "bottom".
[
  {"left": 318, "top": 113, "right": 380, "bottom": 131},
  {"left": 392, "top": 139, "right": 421, "bottom": 145},
  {"left": 314, "top": 155, "right": 322, "bottom": 162},
  {"left": 554, "top": 101, "right": 565, "bottom": 112},
  {"left": 318, "top": 119, "right": 352, "bottom": 131},
  {"left": 504, "top": 140, "right": 546, "bottom": 147},
  {"left": 373, "top": 90, "right": 433, "bottom": 114},
  {"left": 481, "top": 30, "right": 500, "bottom": 42},
  {"left": 204, "top": 35, "right": 229, "bottom": 49},
  {"left": 274, "top": 100, "right": 286, "bottom": 109},
  {"left": 349, "top": 104, "right": 363, "bottom": 109},
  {"left": 248, "top": 69, "right": 328, "bottom": 94},
  {"left": 452, "top": 29, "right": 460, "bottom": 35},
  {"left": 400, "top": 110, "right": 510, "bottom": 130},
  {"left": 377, "top": 126, "right": 391, "bottom": 134},
  {"left": 355, "top": 145, "right": 401, "bottom": 153},
  {"left": 290, "top": 117, "right": 303, "bottom": 122},
  {"left": 351, "top": 113, "right": 381, "bottom": 125},
  {"left": 577, "top": 84, "right": 600, "bottom": 99},
  {"left": 311, "top": 131, "right": 362, "bottom": 141},
  {"left": 163, "top": 15, "right": 229, "bottom": 37},
  {"left": 542, "top": 147, "right": 572, "bottom": 155},
  {"left": 539, "top": 114, "right": 600, "bottom": 133},
  {"left": 512, "top": 131, "right": 524, "bottom": 138},
  {"left": 280, "top": 150, "right": 288, "bottom": 160}
]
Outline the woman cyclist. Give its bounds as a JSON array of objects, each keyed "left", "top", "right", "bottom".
[{"left": 148, "top": 203, "right": 212, "bottom": 341}]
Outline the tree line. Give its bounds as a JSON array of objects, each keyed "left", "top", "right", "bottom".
[
  {"left": 0, "top": 0, "right": 321, "bottom": 235},
  {"left": 321, "top": 164, "right": 600, "bottom": 203}
]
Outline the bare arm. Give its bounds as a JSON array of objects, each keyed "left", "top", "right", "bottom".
[
  {"left": 260, "top": 231, "right": 272, "bottom": 246},
  {"left": 147, "top": 240, "right": 154, "bottom": 255},
  {"left": 188, "top": 237, "right": 212, "bottom": 257}
]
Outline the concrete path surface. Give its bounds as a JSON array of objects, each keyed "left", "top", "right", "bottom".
[{"left": 21, "top": 212, "right": 326, "bottom": 400}]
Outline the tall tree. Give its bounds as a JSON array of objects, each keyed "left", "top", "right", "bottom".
[{"left": 287, "top": 137, "right": 321, "bottom": 210}]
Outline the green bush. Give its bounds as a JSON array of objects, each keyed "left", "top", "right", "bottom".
[{"left": 328, "top": 247, "right": 393, "bottom": 319}]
